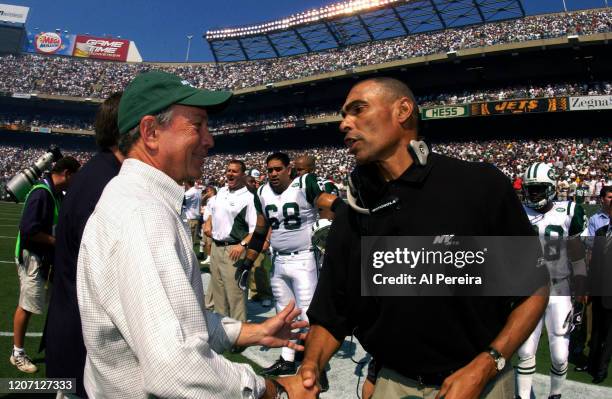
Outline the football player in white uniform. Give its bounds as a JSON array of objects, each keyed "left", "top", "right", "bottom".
[
  {"left": 238, "top": 152, "right": 337, "bottom": 388},
  {"left": 294, "top": 155, "right": 340, "bottom": 207},
  {"left": 516, "top": 162, "right": 587, "bottom": 399}
]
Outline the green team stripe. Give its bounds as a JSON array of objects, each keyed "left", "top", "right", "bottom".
[
  {"left": 526, "top": 164, "right": 533, "bottom": 179},
  {"left": 567, "top": 201, "right": 573, "bottom": 215},
  {"left": 532, "top": 162, "right": 541, "bottom": 179}
]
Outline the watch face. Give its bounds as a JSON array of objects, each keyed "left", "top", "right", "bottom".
[{"left": 496, "top": 357, "right": 506, "bottom": 371}]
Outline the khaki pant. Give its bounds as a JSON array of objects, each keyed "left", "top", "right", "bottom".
[
  {"left": 248, "top": 253, "right": 273, "bottom": 300},
  {"left": 210, "top": 242, "right": 246, "bottom": 321},
  {"left": 188, "top": 219, "right": 200, "bottom": 246},
  {"left": 372, "top": 364, "right": 514, "bottom": 399},
  {"left": 17, "top": 249, "right": 48, "bottom": 315}
]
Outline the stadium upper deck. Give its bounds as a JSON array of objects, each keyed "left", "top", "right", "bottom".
[
  {"left": 204, "top": 0, "right": 527, "bottom": 61},
  {"left": 0, "top": 8, "right": 610, "bottom": 99}
]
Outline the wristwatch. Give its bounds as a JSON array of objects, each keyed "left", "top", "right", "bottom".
[
  {"left": 240, "top": 240, "right": 248, "bottom": 248},
  {"left": 486, "top": 346, "right": 506, "bottom": 372},
  {"left": 271, "top": 379, "right": 288, "bottom": 399}
]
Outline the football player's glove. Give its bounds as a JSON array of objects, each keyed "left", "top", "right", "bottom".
[
  {"left": 522, "top": 162, "right": 557, "bottom": 210},
  {"left": 234, "top": 258, "right": 254, "bottom": 291},
  {"left": 311, "top": 218, "right": 332, "bottom": 254},
  {"left": 563, "top": 302, "right": 585, "bottom": 334}
]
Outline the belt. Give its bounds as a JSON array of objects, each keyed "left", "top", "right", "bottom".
[
  {"left": 213, "top": 239, "right": 240, "bottom": 247},
  {"left": 273, "top": 248, "right": 314, "bottom": 256},
  {"left": 402, "top": 369, "right": 455, "bottom": 387}
]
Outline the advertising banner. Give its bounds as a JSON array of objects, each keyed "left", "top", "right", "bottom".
[
  {"left": 569, "top": 95, "right": 612, "bottom": 111},
  {"left": 24, "top": 31, "right": 76, "bottom": 56},
  {"left": 471, "top": 97, "right": 568, "bottom": 116},
  {"left": 421, "top": 105, "right": 469, "bottom": 120},
  {"left": 0, "top": 3, "right": 29, "bottom": 24},
  {"left": 30, "top": 126, "right": 51, "bottom": 134},
  {"left": 11, "top": 93, "right": 31, "bottom": 99},
  {"left": 211, "top": 120, "right": 305, "bottom": 136},
  {"left": 73, "top": 35, "right": 130, "bottom": 61}
]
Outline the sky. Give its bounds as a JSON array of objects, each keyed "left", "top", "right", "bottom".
[{"left": 5, "top": 0, "right": 610, "bottom": 62}]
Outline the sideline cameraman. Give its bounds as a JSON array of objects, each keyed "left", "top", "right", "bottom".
[{"left": 11, "top": 156, "right": 80, "bottom": 373}]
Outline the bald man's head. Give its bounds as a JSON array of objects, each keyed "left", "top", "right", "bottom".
[
  {"left": 294, "top": 155, "right": 316, "bottom": 177},
  {"left": 354, "top": 77, "right": 419, "bottom": 131}
]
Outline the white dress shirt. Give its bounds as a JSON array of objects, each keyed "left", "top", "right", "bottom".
[
  {"left": 184, "top": 186, "right": 202, "bottom": 220},
  {"left": 77, "top": 159, "right": 265, "bottom": 399}
]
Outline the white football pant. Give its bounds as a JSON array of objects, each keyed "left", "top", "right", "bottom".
[
  {"left": 271, "top": 251, "right": 318, "bottom": 362},
  {"left": 516, "top": 281, "right": 572, "bottom": 399}
]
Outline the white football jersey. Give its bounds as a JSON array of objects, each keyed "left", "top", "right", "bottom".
[
  {"left": 524, "top": 200, "right": 586, "bottom": 280},
  {"left": 255, "top": 173, "right": 321, "bottom": 252}
]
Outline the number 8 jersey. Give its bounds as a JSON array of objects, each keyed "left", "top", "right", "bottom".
[
  {"left": 254, "top": 173, "right": 322, "bottom": 253},
  {"left": 523, "top": 200, "right": 586, "bottom": 280}
]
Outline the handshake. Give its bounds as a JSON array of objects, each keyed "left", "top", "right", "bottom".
[{"left": 234, "top": 258, "right": 254, "bottom": 291}]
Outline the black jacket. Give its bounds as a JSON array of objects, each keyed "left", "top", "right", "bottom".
[
  {"left": 44, "top": 150, "right": 121, "bottom": 398},
  {"left": 590, "top": 224, "right": 612, "bottom": 308}
]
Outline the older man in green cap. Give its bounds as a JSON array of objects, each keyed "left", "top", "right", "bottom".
[{"left": 77, "top": 71, "right": 300, "bottom": 399}]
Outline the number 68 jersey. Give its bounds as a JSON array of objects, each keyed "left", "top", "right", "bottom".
[
  {"left": 254, "top": 173, "right": 322, "bottom": 253},
  {"left": 523, "top": 200, "right": 586, "bottom": 280}
]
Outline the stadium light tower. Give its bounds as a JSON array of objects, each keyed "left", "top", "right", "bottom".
[
  {"left": 186, "top": 35, "right": 193, "bottom": 62},
  {"left": 561, "top": 0, "right": 567, "bottom": 12}
]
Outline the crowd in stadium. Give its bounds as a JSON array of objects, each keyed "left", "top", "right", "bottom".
[
  {"left": 3, "top": 79, "right": 610, "bottom": 134},
  {"left": 2, "top": 138, "right": 610, "bottom": 200},
  {"left": 0, "top": 112, "right": 94, "bottom": 131},
  {"left": 418, "top": 80, "right": 612, "bottom": 107},
  {"left": 0, "top": 9, "right": 610, "bottom": 97}
]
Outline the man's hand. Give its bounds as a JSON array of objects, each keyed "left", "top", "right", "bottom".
[
  {"left": 435, "top": 352, "right": 496, "bottom": 399},
  {"left": 276, "top": 373, "right": 320, "bottom": 399},
  {"left": 235, "top": 300, "right": 308, "bottom": 348},
  {"left": 203, "top": 219, "right": 212, "bottom": 238},
  {"left": 298, "top": 361, "right": 320, "bottom": 391},
  {"left": 258, "top": 300, "right": 308, "bottom": 349},
  {"left": 228, "top": 244, "right": 245, "bottom": 261}
]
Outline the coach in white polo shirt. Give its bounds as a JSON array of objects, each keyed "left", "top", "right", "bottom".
[{"left": 208, "top": 159, "right": 257, "bottom": 321}]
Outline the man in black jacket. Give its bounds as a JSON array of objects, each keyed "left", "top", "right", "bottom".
[
  {"left": 44, "top": 92, "right": 123, "bottom": 397},
  {"left": 274, "top": 77, "right": 549, "bottom": 398},
  {"left": 585, "top": 203, "right": 612, "bottom": 384}
]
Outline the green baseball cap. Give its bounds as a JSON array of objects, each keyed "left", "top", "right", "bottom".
[{"left": 118, "top": 70, "right": 233, "bottom": 134}]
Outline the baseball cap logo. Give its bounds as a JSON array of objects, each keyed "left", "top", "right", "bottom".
[{"left": 180, "top": 80, "right": 196, "bottom": 88}]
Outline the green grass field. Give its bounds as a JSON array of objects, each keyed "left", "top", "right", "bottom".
[{"left": 0, "top": 201, "right": 608, "bottom": 396}]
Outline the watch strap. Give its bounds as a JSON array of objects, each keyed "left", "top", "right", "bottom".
[{"left": 487, "top": 346, "right": 502, "bottom": 360}]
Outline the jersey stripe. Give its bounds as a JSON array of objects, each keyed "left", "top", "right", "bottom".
[
  {"left": 533, "top": 162, "right": 541, "bottom": 179},
  {"left": 526, "top": 164, "right": 533, "bottom": 179}
]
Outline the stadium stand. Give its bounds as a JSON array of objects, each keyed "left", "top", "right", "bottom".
[
  {"left": 2, "top": 138, "right": 609, "bottom": 202},
  {"left": 2, "top": 80, "right": 610, "bottom": 135},
  {"left": 0, "top": 9, "right": 610, "bottom": 97}
]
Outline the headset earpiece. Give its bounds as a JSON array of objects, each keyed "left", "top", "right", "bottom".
[{"left": 408, "top": 139, "right": 429, "bottom": 166}]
